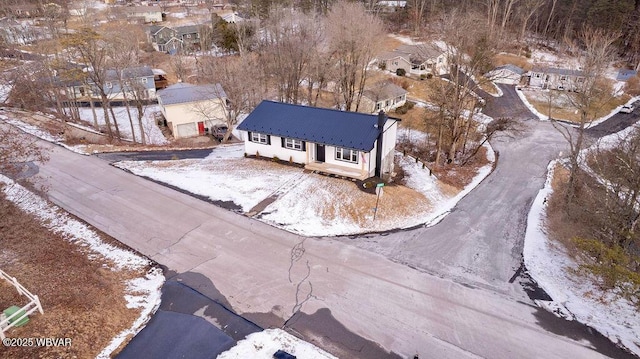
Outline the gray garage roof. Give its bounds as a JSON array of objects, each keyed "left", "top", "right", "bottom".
[
  {"left": 157, "top": 83, "right": 226, "bottom": 105},
  {"left": 237, "top": 101, "right": 398, "bottom": 152}
]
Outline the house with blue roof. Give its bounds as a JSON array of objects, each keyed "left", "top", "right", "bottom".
[
  {"left": 157, "top": 82, "right": 227, "bottom": 138},
  {"left": 237, "top": 101, "right": 400, "bottom": 180}
]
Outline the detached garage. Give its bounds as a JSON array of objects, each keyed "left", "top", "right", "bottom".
[{"left": 156, "top": 82, "right": 228, "bottom": 139}]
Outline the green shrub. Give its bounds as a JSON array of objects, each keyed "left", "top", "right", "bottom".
[
  {"left": 273, "top": 155, "right": 280, "bottom": 162},
  {"left": 396, "top": 68, "right": 406, "bottom": 77}
]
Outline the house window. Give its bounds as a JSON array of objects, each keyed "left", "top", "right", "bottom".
[
  {"left": 250, "top": 132, "right": 269, "bottom": 144},
  {"left": 534, "top": 73, "right": 541, "bottom": 78},
  {"left": 396, "top": 95, "right": 403, "bottom": 102},
  {"left": 385, "top": 100, "right": 391, "bottom": 107},
  {"left": 438, "top": 57, "right": 443, "bottom": 63},
  {"left": 283, "top": 138, "right": 304, "bottom": 150},
  {"left": 186, "top": 34, "right": 191, "bottom": 38},
  {"left": 577, "top": 77, "right": 585, "bottom": 83},
  {"left": 392, "top": 61, "right": 398, "bottom": 66},
  {"left": 336, "top": 147, "right": 358, "bottom": 163},
  {"left": 375, "top": 102, "right": 381, "bottom": 111},
  {"left": 106, "top": 82, "right": 112, "bottom": 89},
  {"left": 560, "top": 75, "right": 567, "bottom": 81},
  {"left": 141, "top": 77, "right": 148, "bottom": 83}
]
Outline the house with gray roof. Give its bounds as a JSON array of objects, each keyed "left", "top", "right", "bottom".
[
  {"left": 529, "top": 66, "right": 586, "bottom": 91},
  {"left": 377, "top": 43, "right": 448, "bottom": 76},
  {"left": 485, "top": 64, "right": 525, "bottom": 85},
  {"left": 157, "top": 82, "right": 228, "bottom": 138},
  {"left": 237, "top": 101, "right": 400, "bottom": 180},
  {"left": 147, "top": 24, "right": 206, "bottom": 53},
  {"left": 359, "top": 82, "right": 408, "bottom": 113}
]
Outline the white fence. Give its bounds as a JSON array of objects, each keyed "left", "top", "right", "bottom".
[{"left": 0, "top": 269, "right": 43, "bottom": 339}]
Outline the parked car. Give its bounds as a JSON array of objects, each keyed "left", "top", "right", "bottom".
[
  {"left": 273, "top": 350, "right": 296, "bottom": 359},
  {"left": 213, "top": 125, "right": 228, "bottom": 140},
  {"left": 621, "top": 104, "right": 635, "bottom": 114}
]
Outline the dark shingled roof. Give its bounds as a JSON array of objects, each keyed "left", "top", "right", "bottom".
[{"left": 237, "top": 101, "right": 392, "bottom": 152}]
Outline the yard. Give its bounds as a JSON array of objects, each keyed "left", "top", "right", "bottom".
[
  {"left": 520, "top": 87, "right": 629, "bottom": 123},
  {"left": 0, "top": 179, "right": 163, "bottom": 359},
  {"left": 115, "top": 142, "right": 492, "bottom": 237}
]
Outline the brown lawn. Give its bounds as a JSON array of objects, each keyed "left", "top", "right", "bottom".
[
  {"left": 0, "top": 190, "right": 153, "bottom": 359},
  {"left": 523, "top": 89, "right": 630, "bottom": 123}
]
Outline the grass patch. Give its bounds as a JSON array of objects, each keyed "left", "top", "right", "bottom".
[
  {"left": 522, "top": 89, "right": 630, "bottom": 123},
  {"left": 493, "top": 53, "right": 532, "bottom": 71}
]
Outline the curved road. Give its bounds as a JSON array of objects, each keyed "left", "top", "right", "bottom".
[{"left": 29, "top": 85, "right": 637, "bottom": 359}]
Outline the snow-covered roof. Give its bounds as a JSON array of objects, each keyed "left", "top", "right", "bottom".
[
  {"left": 221, "top": 12, "right": 244, "bottom": 23},
  {"left": 157, "top": 83, "right": 227, "bottom": 105}
]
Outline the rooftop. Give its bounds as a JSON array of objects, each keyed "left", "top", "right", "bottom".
[
  {"left": 157, "top": 83, "right": 226, "bottom": 105},
  {"left": 363, "top": 82, "right": 408, "bottom": 101},
  {"left": 237, "top": 101, "right": 398, "bottom": 152}
]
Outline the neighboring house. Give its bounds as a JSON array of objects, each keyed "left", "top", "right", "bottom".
[
  {"left": 237, "top": 101, "right": 400, "bottom": 180},
  {"left": 528, "top": 66, "right": 586, "bottom": 90},
  {"left": 376, "top": 1, "right": 406, "bottom": 11},
  {"left": 360, "top": 82, "right": 407, "bottom": 114},
  {"left": 68, "top": 3, "right": 88, "bottom": 16},
  {"left": 7, "top": 4, "right": 39, "bottom": 18},
  {"left": 616, "top": 69, "right": 638, "bottom": 82},
  {"left": 485, "top": 64, "right": 525, "bottom": 85},
  {"left": 378, "top": 43, "right": 448, "bottom": 76},
  {"left": 147, "top": 24, "right": 204, "bottom": 53},
  {"left": 54, "top": 66, "right": 156, "bottom": 103},
  {"left": 221, "top": 12, "right": 245, "bottom": 23},
  {"left": 126, "top": 6, "right": 163, "bottom": 23},
  {"left": 156, "top": 82, "right": 227, "bottom": 138}
]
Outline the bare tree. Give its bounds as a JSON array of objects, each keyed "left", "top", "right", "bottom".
[
  {"left": 198, "top": 54, "right": 265, "bottom": 142},
  {"left": 516, "top": 0, "right": 545, "bottom": 41},
  {"left": 427, "top": 10, "right": 495, "bottom": 165},
  {"left": 0, "top": 123, "right": 48, "bottom": 178},
  {"left": 260, "top": 8, "right": 322, "bottom": 104},
  {"left": 61, "top": 28, "right": 121, "bottom": 140},
  {"left": 553, "top": 27, "right": 620, "bottom": 202},
  {"left": 325, "top": 1, "right": 385, "bottom": 111}
]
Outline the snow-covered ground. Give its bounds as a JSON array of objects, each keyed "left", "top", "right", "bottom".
[
  {"left": 0, "top": 176, "right": 164, "bottom": 358},
  {"left": 218, "top": 329, "right": 337, "bottom": 359},
  {"left": 524, "top": 150, "right": 640, "bottom": 355},
  {"left": 116, "top": 139, "right": 495, "bottom": 236},
  {"left": 76, "top": 105, "right": 168, "bottom": 145}
]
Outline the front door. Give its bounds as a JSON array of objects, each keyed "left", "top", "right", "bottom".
[
  {"left": 197, "top": 121, "right": 205, "bottom": 135},
  {"left": 316, "top": 144, "right": 325, "bottom": 162}
]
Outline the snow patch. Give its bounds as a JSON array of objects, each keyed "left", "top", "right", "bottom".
[
  {"left": 217, "top": 329, "right": 337, "bottom": 359},
  {"left": 523, "top": 160, "right": 640, "bottom": 356},
  {"left": 0, "top": 176, "right": 164, "bottom": 358}
]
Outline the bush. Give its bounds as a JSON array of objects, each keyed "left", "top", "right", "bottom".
[
  {"left": 273, "top": 155, "right": 280, "bottom": 162},
  {"left": 396, "top": 68, "right": 406, "bottom": 77},
  {"left": 419, "top": 74, "right": 426, "bottom": 80},
  {"left": 378, "top": 62, "right": 386, "bottom": 71}
]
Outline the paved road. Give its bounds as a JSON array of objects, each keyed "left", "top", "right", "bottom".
[
  {"left": 34, "top": 140, "right": 631, "bottom": 359},
  {"left": 586, "top": 105, "right": 640, "bottom": 138}
]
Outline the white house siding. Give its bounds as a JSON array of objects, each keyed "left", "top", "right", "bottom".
[
  {"left": 322, "top": 145, "right": 375, "bottom": 177},
  {"left": 385, "top": 57, "right": 411, "bottom": 74},
  {"left": 380, "top": 119, "right": 398, "bottom": 176},
  {"left": 243, "top": 134, "right": 309, "bottom": 163}
]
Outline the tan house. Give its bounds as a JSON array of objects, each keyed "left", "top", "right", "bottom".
[
  {"left": 359, "top": 82, "right": 408, "bottom": 113},
  {"left": 378, "top": 43, "right": 448, "bottom": 76},
  {"left": 157, "top": 83, "right": 227, "bottom": 138},
  {"left": 126, "top": 6, "right": 163, "bottom": 23}
]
